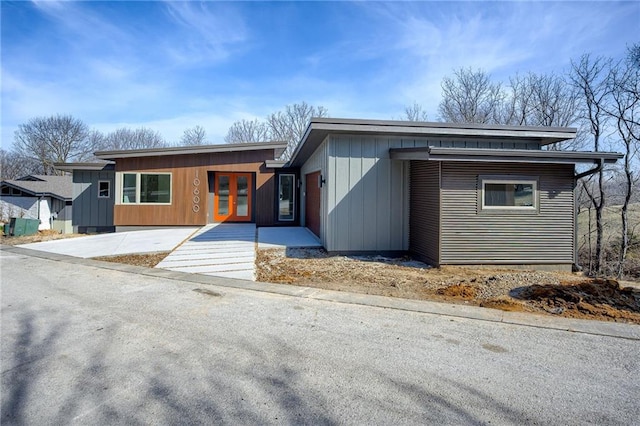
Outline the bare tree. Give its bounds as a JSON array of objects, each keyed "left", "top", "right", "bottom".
[
  {"left": 267, "top": 102, "right": 328, "bottom": 159},
  {"left": 180, "top": 125, "right": 207, "bottom": 146},
  {"left": 438, "top": 68, "right": 504, "bottom": 124},
  {"left": 570, "top": 54, "right": 612, "bottom": 275},
  {"left": 0, "top": 149, "right": 38, "bottom": 179},
  {"left": 606, "top": 49, "right": 640, "bottom": 278},
  {"left": 224, "top": 119, "right": 270, "bottom": 144},
  {"left": 403, "top": 103, "right": 429, "bottom": 121},
  {"left": 100, "top": 127, "right": 167, "bottom": 151},
  {"left": 225, "top": 102, "right": 328, "bottom": 159},
  {"left": 12, "top": 114, "right": 93, "bottom": 175}
]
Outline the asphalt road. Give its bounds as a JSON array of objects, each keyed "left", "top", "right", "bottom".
[{"left": 1, "top": 249, "right": 638, "bottom": 425}]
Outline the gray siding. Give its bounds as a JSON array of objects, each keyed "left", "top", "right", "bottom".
[
  {"left": 409, "top": 161, "right": 440, "bottom": 265},
  {"left": 325, "top": 135, "right": 411, "bottom": 252},
  {"left": 300, "top": 138, "right": 328, "bottom": 245},
  {"left": 439, "top": 162, "right": 575, "bottom": 265},
  {"left": 73, "top": 170, "right": 115, "bottom": 228}
]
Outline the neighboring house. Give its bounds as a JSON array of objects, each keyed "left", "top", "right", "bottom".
[
  {"left": 0, "top": 175, "right": 73, "bottom": 233},
  {"left": 54, "top": 162, "right": 116, "bottom": 234},
  {"left": 62, "top": 118, "right": 623, "bottom": 271}
]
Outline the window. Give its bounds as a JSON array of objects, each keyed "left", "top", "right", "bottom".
[
  {"left": 278, "top": 174, "right": 295, "bottom": 221},
  {"left": 482, "top": 178, "right": 537, "bottom": 210},
  {"left": 119, "top": 173, "right": 171, "bottom": 204},
  {"left": 98, "top": 180, "right": 111, "bottom": 198}
]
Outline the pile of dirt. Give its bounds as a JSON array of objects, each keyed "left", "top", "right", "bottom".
[
  {"left": 0, "top": 229, "right": 83, "bottom": 246},
  {"left": 92, "top": 252, "right": 169, "bottom": 268},
  {"left": 256, "top": 248, "right": 640, "bottom": 324},
  {"left": 509, "top": 279, "right": 640, "bottom": 322}
]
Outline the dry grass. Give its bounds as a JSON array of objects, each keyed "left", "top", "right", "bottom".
[
  {"left": 0, "top": 229, "right": 84, "bottom": 246},
  {"left": 92, "top": 252, "right": 170, "bottom": 268}
]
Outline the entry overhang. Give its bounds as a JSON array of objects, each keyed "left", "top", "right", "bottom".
[{"left": 388, "top": 147, "right": 623, "bottom": 164}]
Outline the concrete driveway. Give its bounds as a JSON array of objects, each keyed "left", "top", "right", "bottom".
[
  {"left": 2, "top": 247, "right": 639, "bottom": 424},
  {"left": 17, "top": 227, "right": 199, "bottom": 258}
]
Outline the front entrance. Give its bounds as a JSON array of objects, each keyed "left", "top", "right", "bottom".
[
  {"left": 211, "top": 172, "right": 252, "bottom": 222},
  {"left": 305, "top": 171, "right": 321, "bottom": 237}
]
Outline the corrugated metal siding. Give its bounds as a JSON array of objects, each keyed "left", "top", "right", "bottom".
[
  {"left": 73, "top": 170, "right": 115, "bottom": 228},
  {"left": 439, "top": 162, "right": 575, "bottom": 264},
  {"left": 326, "top": 135, "right": 411, "bottom": 252},
  {"left": 300, "top": 138, "right": 328, "bottom": 245},
  {"left": 409, "top": 161, "right": 440, "bottom": 265}
]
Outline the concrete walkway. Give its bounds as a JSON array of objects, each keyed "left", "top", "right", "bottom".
[
  {"left": 17, "top": 227, "right": 199, "bottom": 258},
  {"left": 257, "top": 226, "right": 322, "bottom": 249},
  {"left": 155, "top": 223, "right": 257, "bottom": 280}
]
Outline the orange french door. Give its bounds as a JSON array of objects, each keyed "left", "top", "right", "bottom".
[{"left": 213, "top": 173, "right": 252, "bottom": 222}]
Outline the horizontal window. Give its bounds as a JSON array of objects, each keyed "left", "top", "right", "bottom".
[
  {"left": 119, "top": 173, "right": 172, "bottom": 205},
  {"left": 482, "top": 179, "right": 537, "bottom": 210}
]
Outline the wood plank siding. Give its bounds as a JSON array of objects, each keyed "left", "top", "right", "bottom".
[
  {"left": 113, "top": 150, "right": 276, "bottom": 227},
  {"left": 409, "top": 161, "right": 440, "bottom": 264},
  {"left": 439, "top": 162, "right": 575, "bottom": 265}
]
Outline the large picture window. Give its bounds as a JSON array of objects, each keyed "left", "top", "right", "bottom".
[
  {"left": 278, "top": 174, "right": 295, "bottom": 221},
  {"left": 482, "top": 178, "right": 537, "bottom": 210},
  {"left": 119, "top": 173, "right": 171, "bottom": 204}
]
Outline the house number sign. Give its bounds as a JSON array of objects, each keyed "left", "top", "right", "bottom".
[{"left": 192, "top": 171, "right": 201, "bottom": 213}]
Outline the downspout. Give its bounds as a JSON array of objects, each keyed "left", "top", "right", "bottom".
[{"left": 573, "top": 158, "right": 604, "bottom": 271}]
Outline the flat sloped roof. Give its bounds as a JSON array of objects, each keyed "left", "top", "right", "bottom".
[
  {"left": 388, "top": 146, "right": 623, "bottom": 164},
  {"left": 54, "top": 162, "right": 115, "bottom": 172},
  {"left": 95, "top": 141, "right": 288, "bottom": 160},
  {"left": 289, "top": 118, "right": 578, "bottom": 167}
]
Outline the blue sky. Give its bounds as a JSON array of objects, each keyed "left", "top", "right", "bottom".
[{"left": 1, "top": 1, "right": 638, "bottom": 148}]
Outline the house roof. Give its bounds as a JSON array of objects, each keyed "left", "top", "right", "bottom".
[
  {"left": 94, "top": 141, "right": 288, "bottom": 160},
  {"left": 388, "top": 147, "right": 624, "bottom": 164},
  {"left": 289, "top": 118, "right": 578, "bottom": 167},
  {"left": 54, "top": 162, "right": 115, "bottom": 172},
  {"left": 1, "top": 175, "right": 72, "bottom": 200}
]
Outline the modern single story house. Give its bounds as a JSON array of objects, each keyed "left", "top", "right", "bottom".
[
  {"left": 61, "top": 118, "right": 623, "bottom": 271},
  {"left": 0, "top": 174, "right": 73, "bottom": 233}
]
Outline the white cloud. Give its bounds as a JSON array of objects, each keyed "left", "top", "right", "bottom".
[{"left": 162, "top": 1, "right": 249, "bottom": 65}]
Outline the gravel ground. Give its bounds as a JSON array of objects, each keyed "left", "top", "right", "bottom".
[{"left": 256, "top": 248, "right": 640, "bottom": 324}]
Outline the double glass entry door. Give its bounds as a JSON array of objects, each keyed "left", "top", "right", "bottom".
[{"left": 213, "top": 173, "right": 252, "bottom": 222}]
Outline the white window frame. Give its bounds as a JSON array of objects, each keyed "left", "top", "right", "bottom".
[
  {"left": 278, "top": 174, "right": 296, "bottom": 221},
  {"left": 98, "top": 180, "right": 111, "bottom": 198},
  {"left": 116, "top": 172, "right": 172, "bottom": 205},
  {"left": 481, "top": 178, "right": 537, "bottom": 210}
]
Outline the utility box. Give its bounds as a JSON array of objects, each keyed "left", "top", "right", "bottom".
[{"left": 8, "top": 218, "right": 40, "bottom": 237}]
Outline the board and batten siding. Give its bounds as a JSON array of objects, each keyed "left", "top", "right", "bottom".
[
  {"left": 300, "top": 137, "right": 329, "bottom": 245},
  {"left": 409, "top": 161, "right": 441, "bottom": 264},
  {"left": 439, "top": 162, "right": 575, "bottom": 265},
  {"left": 325, "top": 135, "right": 416, "bottom": 252},
  {"left": 73, "top": 170, "right": 115, "bottom": 229}
]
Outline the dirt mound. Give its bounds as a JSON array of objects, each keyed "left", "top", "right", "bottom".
[
  {"left": 437, "top": 284, "right": 478, "bottom": 299},
  {"left": 511, "top": 279, "right": 640, "bottom": 322}
]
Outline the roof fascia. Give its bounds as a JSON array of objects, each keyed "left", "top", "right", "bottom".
[
  {"left": 95, "top": 142, "right": 288, "bottom": 160},
  {"left": 389, "top": 147, "right": 623, "bottom": 164}
]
